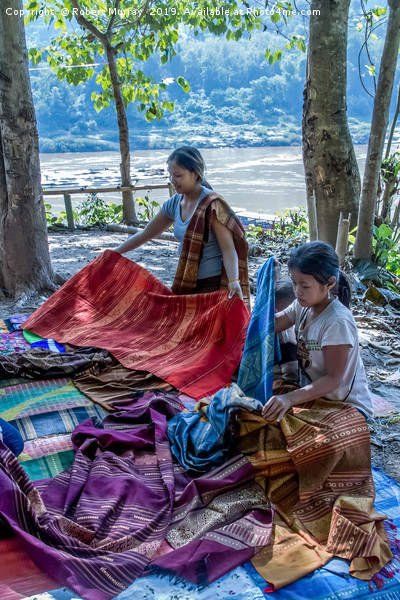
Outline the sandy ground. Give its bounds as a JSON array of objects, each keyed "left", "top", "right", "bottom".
[{"left": 1, "top": 227, "right": 400, "bottom": 482}]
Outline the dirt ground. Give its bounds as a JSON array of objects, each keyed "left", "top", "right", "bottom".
[{"left": 1, "top": 227, "right": 400, "bottom": 482}]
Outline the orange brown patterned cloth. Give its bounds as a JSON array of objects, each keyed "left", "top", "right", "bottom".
[
  {"left": 235, "top": 382, "right": 393, "bottom": 589},
  {"left": 22, "top": 251, "right": 250, "bottom": 399},
  {"left": 172, "top": 192, "right": 250, "bottom": 311}
]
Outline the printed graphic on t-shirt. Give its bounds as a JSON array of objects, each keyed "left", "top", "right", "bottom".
[{"left": 297, "top": 338, "right": 322, "bottom": 372}]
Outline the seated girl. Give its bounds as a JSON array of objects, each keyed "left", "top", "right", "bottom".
[
  {"left": 263, "top": 241, "right": 373, "bottom": 422},
  {"left": 114, "top": 146, "right": 249, "bottom": 308}
]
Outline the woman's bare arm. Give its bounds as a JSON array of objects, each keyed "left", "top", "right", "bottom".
[{"left": 114, "top": 211, "right": 174, "bottom": 254}]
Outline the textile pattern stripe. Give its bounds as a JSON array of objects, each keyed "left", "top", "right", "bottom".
[
  {"left": 0, "top": 378, "right": 92, "bottom": 421},
  {"left": 19, "top": 450, "right": 76, "bottom": 480},
  {"left": 9, "top": 404, "right": 108, "bottom": 441},
  {"left": 22, "top": 251, "right": 250, "bottom": 399},
  {"left": 19, "top": 434, "right": 74, "bottom": 462},
  {"left": 172, "top": 193, "right": 250, "bottom": 310}
]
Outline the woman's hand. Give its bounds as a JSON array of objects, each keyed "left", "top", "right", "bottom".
[
  {"left": 228, "top": 279, "right": 243, "bottom": 300},
  {"left": 262, "top": 394, "right": 292, "bottom": 422}
]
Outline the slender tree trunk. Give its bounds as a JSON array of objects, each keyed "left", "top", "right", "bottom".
[
  {"left": 353, "top": 0, "right": 400, "bottom": 259},
  {"left": 384, "top": 80, "right": 400, "bottom": 161},
  {"left": 105, "top": 44, "right": 138, "bottom": 225},
  {"left": 68, "top": 0, "right": 138, "bottom": 225},
  {"left": 302, "top": 0, "right": 360, "bottom": 247},
  {"left": 0, "top": 1, "right": 58, "bottom": 298}
]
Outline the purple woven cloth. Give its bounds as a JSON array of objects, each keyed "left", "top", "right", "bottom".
[{"left": 0, "top": 392, "right": 273, "bottom": 600}]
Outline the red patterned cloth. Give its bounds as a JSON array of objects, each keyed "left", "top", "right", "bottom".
[{"left": 23, "top": 251, "right": 249, "bottom": 399}]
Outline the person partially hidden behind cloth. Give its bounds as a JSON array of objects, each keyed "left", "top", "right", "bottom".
[
  {"left": 0, "top": 417, "right": 24, "bottom": 456},
  {"left": 113, "top": 146, "right": 250, "bottom": 310},
  {"left": 274, "top": 278, "right": 298, "bottom": 382}
]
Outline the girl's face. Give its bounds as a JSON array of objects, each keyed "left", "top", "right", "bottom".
[
  {"left": 290, "top": 269, "right": 335, "bottom": 309},
  {"left": 168, "top": 160, "right": 199, "bottom": 194}
]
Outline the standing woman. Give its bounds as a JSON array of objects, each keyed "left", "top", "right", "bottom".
[{"left": 114, "top": 147, "right": 250, "bottom": 309}]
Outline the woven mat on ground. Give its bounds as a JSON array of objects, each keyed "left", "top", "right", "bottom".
[
  {"left": 9, "top": 404, "right": 107, "bottom": 441},
  {"left": 22, "top": 250, "right": 250, "bottom": 399},
  {"left": 0, "top": 392, "right": 273, "bottom": 600},
  {"left": 0, "top": 378, "right": 94, "bottom": 421}
]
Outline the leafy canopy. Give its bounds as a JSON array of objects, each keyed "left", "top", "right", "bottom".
[{"left": 25, "top": 0, "right": 265, "bottom": 122}]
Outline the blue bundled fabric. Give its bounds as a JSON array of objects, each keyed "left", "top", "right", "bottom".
[
  {"left": 237, "top": 257, "right": 276, "bottom": 404},
  {"left": 168, "top": 383, "right": 262, "bottom": 472}
]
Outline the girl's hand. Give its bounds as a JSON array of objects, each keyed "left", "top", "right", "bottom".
[
  {"left": 228, "top": 279, "right": 243, "bottom": 300},
  {"left": 262, "top": 394, "right": 292, "bottom": 422}
]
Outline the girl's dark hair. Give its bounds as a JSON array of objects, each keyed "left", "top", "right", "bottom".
[
  {"left": 275, "top": 278, "right": 295, "bottom": 304},
  {"left": 167, "top": 146, "right": 213, "bottom": 189},
  {"left": 287, "top": 241, "right": 351, "bottom": 308}
]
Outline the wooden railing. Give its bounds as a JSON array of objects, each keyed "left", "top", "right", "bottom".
[{"left": 42, "top": 182, "right": 174, "bottom": 229}]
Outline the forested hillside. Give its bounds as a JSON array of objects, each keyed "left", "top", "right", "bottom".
[{"left": 26, "top": 7, "right": 398, "bottom": 152}]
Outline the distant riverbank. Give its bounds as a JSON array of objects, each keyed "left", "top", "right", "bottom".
[
  {"left": 41, "top": 145, "right": 369, "bottom": 217},
  {"left": 38, "top": 120, "right": 376, "bottom": 154}
]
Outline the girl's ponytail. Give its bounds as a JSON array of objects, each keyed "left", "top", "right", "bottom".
[{"left": 334, "top": 270, "right": 351, "bottom": 308}]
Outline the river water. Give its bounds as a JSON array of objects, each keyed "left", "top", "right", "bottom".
[{"left": 40, "top": 145, "right": 368, "bottom": 217}]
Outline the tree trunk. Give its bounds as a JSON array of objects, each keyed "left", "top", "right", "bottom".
[
  {"left": 384, "top": 80, "right": 400, "bottom": 161},
  {"left": 105, "top": 44, "right": 138, "bottom": 225},
  {"left": 302, "top": 0, "right": 360, "bottom": 247},
  {"left": 0, "top": 1, "right": 58, "bottom": 298},
  {"left": 353, "top": 0, "right": 400, "bottom": 259}
]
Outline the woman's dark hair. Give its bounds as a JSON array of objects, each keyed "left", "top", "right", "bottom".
[
  {"left": 287, "top": 241, "right": 351, "bottom": 307},
  {"left": 167, "top": 146, "right": 213, "bottom": 189}
]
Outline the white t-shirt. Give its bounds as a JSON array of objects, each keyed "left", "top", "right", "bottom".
[{"left": 283, "top": 298, "right": 373, "bottom": 417}]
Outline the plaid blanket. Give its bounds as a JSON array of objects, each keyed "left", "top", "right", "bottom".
[
  {"left": 172, "top": 193, "right": 250, "bottom": 310},
  {"left": 23, "top": 251, "right": 249, "bottom": 399}
]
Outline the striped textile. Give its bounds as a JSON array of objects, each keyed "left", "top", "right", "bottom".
[
  {"left": 0, "top": 392, "right": 273, "bottom": 600},
  {"left": 19, "top": 449, "right": 76, "bottom": 481},
  {"left": 237, "top": 257, "right": 276, "bottom": 403},
  {"left": 234, "top": 382, "right": 393, "bottom": 589},
  {"left": 0, "top": 378, "right": 92, "bottom": 421},
  {"left": 172, "top": 192, "right": 250, "bottom": 311},
  {"left": 19, "top": 434, "right": 74, "bottom": 462},
  {"left": 9, "top": 404, "right": 107, "bottom": 441},
  {"left": 23, "top": 251, "right": 250, "bottom": 399}
]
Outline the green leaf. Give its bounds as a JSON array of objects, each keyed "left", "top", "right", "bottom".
[
  {"left": 145, "top": 108, "right": 156, "bottom": 122},
  {"left": 176, "top": 76, "right": 190, "bottom": 93}
]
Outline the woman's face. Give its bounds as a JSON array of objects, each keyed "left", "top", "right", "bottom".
[{"left": 168, "top": 160, "right": 199, "bottom": 194}]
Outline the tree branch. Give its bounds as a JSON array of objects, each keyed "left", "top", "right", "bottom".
[
  {"left": 107, "top": 0, "right": 121, "bottom": 35},
  {"left": 69, "top": 0, "right": 107, "bottom": 43}
]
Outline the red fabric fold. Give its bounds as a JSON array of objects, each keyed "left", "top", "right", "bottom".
[{"left": 23, "top": 251, "right": 249, "bottom": 399}]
